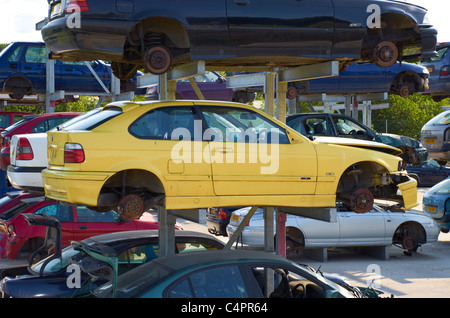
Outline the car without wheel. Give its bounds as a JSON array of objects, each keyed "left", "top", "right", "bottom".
[
  {"left": 41, "top": 0, "right": 437, "bottom": 79},
  {"left": 226, "top": 204, "right": 440, "bottom": 253},
  {"left": 0, "top": 41, "right": 145, "bottom": 100},
  {"left": 286, "top": 61, "right": 430, "bottom": 99},
  {"left": 41, "top": 100, "right": 418, "bottom": 220}
]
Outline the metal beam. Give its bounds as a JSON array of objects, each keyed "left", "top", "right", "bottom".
[
  {"left": 224, "top": 206, "right": 259, "bottom": 250},
  {"left": 138, "top": 60, "right": 206, "bottom": 88},
  {"left": 279, "top": 207, "right": 337, "bottom": 223},
  {"left": 278, "top": 61, "right": 339, "bottom": 83}
]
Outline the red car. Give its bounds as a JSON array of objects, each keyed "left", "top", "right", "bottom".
[
  {"left": 0, "top": 112, "right": 80, "bottom": 171},
  {"left": 0, "top": 192, "right": 171, "bottom": 259},
  {"left": 0, "top": 112, "right": 32, "bottom": 130}
]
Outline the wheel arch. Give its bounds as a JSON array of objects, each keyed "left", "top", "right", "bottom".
[
  {"left": 127, "top": 17, "right": 190, "bottom": 49},
  {"left": 393, "top": 221, "right": 427, "bottom": 247}
]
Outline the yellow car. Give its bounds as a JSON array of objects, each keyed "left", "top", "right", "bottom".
[{"left": 42, "top": 100, "right": 418, "bottom": 220}]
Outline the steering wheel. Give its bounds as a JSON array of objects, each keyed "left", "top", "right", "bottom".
[{"left": 292, "top": 283, "right": 306, "bottom": 298}]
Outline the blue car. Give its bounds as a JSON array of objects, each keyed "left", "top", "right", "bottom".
[
  {"left": 0, "top": 42, "right": 145, "bottom": 100},
  {"left": 287, "top": 61, "right": 429, "bottom": 99},
  {"left": 420, "top": 42, "right": 450, "bottom": 102},
  {"left": 423, "top": 177, "right": 450, "bottom": 232}
]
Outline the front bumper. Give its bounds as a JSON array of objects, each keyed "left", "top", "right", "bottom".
[
  {"left": 42, "top": 168, "right": 111, "bottom": 206},
  {"left": 396, "top": 177, "right": 419, "bottom": 210}
]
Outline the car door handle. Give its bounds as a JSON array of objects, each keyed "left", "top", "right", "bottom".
[
  {"left": 79, "top": 226, "right": 87, "bottom": 230},
  {"left": 24, "top": 66, "right": 32, "bottom": 69},
  {"left": 215, "top": 147, "right": 233, "bottom": 153},
  {"left": 233, "top": 0, "right": 250, "bottom": 5}
]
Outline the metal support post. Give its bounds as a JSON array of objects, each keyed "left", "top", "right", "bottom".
[
  {"left": 158, "top": 206, "right": 176, "bottom": 257},
  {"left": 224, "top": 206, "right": 259, "bottom": 250},
  {"left": 264, "top": 72, "right": 276, "bottom": 116}
]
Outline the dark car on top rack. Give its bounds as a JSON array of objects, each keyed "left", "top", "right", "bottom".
[{"left": 41, "top": 0, "right": 437, "bottom": 80}]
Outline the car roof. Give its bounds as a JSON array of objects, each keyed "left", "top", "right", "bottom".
[{"left": 150, "top": 249, "right": 289, "bottom": 272}]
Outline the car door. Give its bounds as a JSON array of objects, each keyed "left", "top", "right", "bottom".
[
  {"left": 226, "top": 0, "right": 334, "bottom": 57},
  {"left": 20, "top": 44, "right": 55, "bottom": 94},
  {"left": 128, "top": 104, "right": 215, "bottom": 199},
  {"left": 57, "top": 60, "right": 110, "bottom": 93},
  {"left": 72, "top": 206, "right": 136, "bottom": 241},
  {"left": 294, "top": 216, "right": 339, "bottom": 247},
  {"left": 199, "top": 105, "right": 317, "bottom": 196},
  {"left": 34, "top": 203, "right": 74, "bottom": 246},
  {"left": 338, "top": 63, "right": 388, "bottom": 92},
  {"left": 337, "top": 209, "right": 387, "bottom": 245}
]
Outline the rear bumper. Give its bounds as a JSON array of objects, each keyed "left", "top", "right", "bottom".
[
  {"left": 7, "top": 165, "right": 46, "bottom": 192},
  {"left": 41, "top": 17, "right": 136, "bottom": 62},
  {"left": 42, "top": 168, "right": 111, "bottom": 206},
  {"left": 418, "top": 26, "right": 438, "bottom": 59}
]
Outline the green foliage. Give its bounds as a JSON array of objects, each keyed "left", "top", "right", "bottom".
[{"left": 371, "top": 94, "right": 447, "bottom": 140}]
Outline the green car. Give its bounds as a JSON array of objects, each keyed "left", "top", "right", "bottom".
[{"left": 78, "top": 249, "right": 387, "bottom": 298}]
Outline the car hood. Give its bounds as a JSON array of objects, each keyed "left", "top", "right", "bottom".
[{"left": 313, "top": 136, "right": 403, "bottom": 156}]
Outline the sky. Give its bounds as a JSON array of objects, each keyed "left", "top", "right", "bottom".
[{"left": 0, "top": 0, "right": 448, "bottom": 44}]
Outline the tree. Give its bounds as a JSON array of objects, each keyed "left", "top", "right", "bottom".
[{"left": 371, "top": 94, "right": 447, "bottom": 140}]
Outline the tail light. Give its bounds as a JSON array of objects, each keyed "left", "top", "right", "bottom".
[
  {"left": 16, "top": 137, "right": 34, "bottom": 160},
  {"left": 1, "top": 136, "right": 10, "bottom": 148},
  {"left": 64, "top": 143, "right": 85, "bottom": 163},
  {"left": 66, "top": 0, "right": 89, "bottom": 13},
  {"left": 440, "top": 66, "right": 449, "bottom": 77},
  {"left": 218, "top": 209, "right": 227, "bottom": 220}
]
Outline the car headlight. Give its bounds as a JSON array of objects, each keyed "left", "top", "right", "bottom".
[{"left": 423, "top": 13, "right": 430, "bottom": 25}]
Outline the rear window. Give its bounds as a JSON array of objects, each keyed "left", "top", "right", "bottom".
[
  {"left": 3, "top": 115, "right": 36, "bottom": 132},
  {"left": 63, "top": 107, "right": 122, "bottom": 131}
]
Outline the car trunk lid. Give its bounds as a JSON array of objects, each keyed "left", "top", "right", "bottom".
[{"left": 47, "top": 131, "right": 70, "bottom": 166}]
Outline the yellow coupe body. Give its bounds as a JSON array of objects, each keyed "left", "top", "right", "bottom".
[{"left": 42, "top": 100, "right": 418, "bottom": 219}]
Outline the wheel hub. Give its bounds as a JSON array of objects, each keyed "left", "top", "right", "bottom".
[
  {"left": 350, "top": 188, "right": 374, "bottom": 214},
  {"left": 117, "top": 194, "right": 144, "bottom": 220}
]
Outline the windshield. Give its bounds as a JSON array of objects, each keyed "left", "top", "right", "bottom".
[
  {"left": 428, "top": 111, "right": 450, "bottom": 125},
  {"left": 30, "top": 245, "right": 80, "bottom": 275},
  {"left": 2, "top": 115, "right": 35, "bottom": 132},
  {"left": 63, "top": 107, "right": 122, "bottom": 131},
  {"left": 52, "top": 108, "right": 102, "bottom": 131}
]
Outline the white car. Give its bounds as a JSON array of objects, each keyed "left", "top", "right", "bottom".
[
  {"left": 226, "top": 204, "right": 440, "bottom": 252},
  {"left": 7, "top": 109, "right": 101, "bottom": 192}
]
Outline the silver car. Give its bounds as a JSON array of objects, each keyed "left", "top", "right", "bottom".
[
  {"left": 226, "top": 205, "right": 440, "bottom": 252},
  {"left": 421, "top": 110, "right": 450, "bottom": 165}
]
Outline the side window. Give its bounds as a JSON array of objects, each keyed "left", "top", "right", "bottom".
[
  {"left": 12, "top": 115, "right": 25, "bottom": 124},
  {"left": 167, "top": 266, "right": 248, "bottom": 298},
  {"left": 303, "top": 118, "right": 329, "bottom": 136},
  {"left": 7, "top": 45, "right": 23, "bottom": 63},
  {"left": 32, "top": 117, "right": 75, "bottom": 133},
  {"left": 35, "top": 204, "right": 73, "bottom": 223},
  {"left": 129, "top": 106, "right": 196, "bottom": 140},
  {"left": 176, "top": 241, "right": 222, "bottom": 254},
  {"left": 24, "top": 46, "right": 47, "bottom": 63},
  {"left": 0, "top": 115, "right": 10, "bottom": 128},
  {"left": 200, "top": 106, "right": 289, "bottom": 144},
  {"left": 76, "top": 206, "right": 122, "bottom": 222},
  {"left": 250, "top": 266, "right": 325, "bottom": 298},
  {"left": 333, "top": 117, "right": 369, "bottom": 139},
  {"left": 117, "top": 244, "right": 159, "bottom": 274}
]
